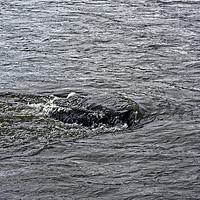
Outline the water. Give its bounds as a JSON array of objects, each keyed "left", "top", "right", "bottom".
[{"left": 0, "top": 0, "right": 200, "bottom": 199}]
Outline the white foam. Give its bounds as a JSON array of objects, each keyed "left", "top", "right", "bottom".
[
  {"left": 67, "top": 92, "right": 76, "bottom": 99},
  {"left": 42, "top": 97, "right": 59, "bottom": 114}
]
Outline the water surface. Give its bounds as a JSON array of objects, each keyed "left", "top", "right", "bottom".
[{"left": 0, "top": 0, "right": 200, "bottom": 199}]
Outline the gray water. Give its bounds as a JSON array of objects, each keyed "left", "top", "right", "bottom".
[{"left": 0, "top": 0, "right": 200, "bottom": 199}]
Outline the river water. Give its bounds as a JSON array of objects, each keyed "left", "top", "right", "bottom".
[{"left": 0, "top": 0, "right": 200, "bottom": 199}]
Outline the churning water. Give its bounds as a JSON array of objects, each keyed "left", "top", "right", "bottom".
[{"left": 0, "top": 0, "right": 200, "bottom": 199}]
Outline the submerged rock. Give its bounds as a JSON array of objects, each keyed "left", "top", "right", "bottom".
[{"left": 48, "top": 93, "right": 145, "bottom": 128}]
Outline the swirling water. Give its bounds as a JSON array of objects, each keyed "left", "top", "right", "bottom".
[{"left": 0, "top": 0, "right": 200, "bottom": 199}]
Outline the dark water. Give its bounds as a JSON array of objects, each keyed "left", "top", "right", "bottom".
[{"left": 1, "top": 0, "right": 200, "bottom": 199}]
